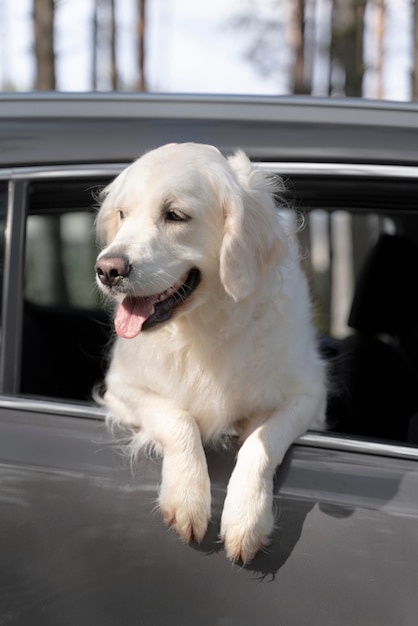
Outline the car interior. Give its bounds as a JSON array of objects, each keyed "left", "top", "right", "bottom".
[
  {"left": 16, "top": 171, "right": 418, "bottom": 446},
  {"left": 20, "top": 177, "right": 112, "bottom": 402}
]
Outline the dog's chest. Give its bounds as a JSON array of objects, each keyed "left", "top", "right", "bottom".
[
  {"left": 137, "top": 337, "right": 252, "bottom": 430},
  {"left": 113, "top": 325, "right": 286, "bottom": 439},
  {"left": 173, "top": 353, "right": 244, "bottom": 422}
]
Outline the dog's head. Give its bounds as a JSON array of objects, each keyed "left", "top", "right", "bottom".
[{"left": 95, "top": 143, "right": 287, "bottom": 338}]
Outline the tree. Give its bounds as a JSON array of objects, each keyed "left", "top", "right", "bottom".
[
  {"left": 288, "top": 0, "right": 312, "bottom": 94},
  {"left": 331, "top": 0, "right": 366, "bottom": 97},
  {"left": 137, "top": 0, "right": 147, "bottom": 91},
  {"left": 33, "top": 0, "right": 56, "bottom": 90},
  {"left": 232, "top": 0, "right": 372, "bottom": 97},
  {"left": 230, "top": 0, "right": 289, "bottom": 90},
  {"left": 91, "top": 0, "right": 120, "bottom": 90},
  {"left": 374, "top": 0, "right": 386, "bottom": 100},
  {"left": 92, "top": 0, "right": 99, "bottom": 90},
  {"left": 110, "top": 0, "right": 118, "bottom": 90}
]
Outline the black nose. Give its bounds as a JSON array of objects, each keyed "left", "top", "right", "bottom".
[{"left": 95, "top": 255, "right": 130, "bottom": 288}]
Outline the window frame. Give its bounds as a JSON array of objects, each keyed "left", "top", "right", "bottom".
[
  {"left": 0, "top": 162, "right": 417, "bottom": 462},
  {"left": 0, "top": 178, "right": 28, "bottom": 395}
]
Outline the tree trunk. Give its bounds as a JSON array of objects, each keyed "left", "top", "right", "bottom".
[
  {"left": 137, "top": 0, "right": 147, "bottom": 91},
  {"left": 92, "top": 0, "right": 99, "bottom": 90},
  {"left": 331, "top": 0, "right": 366, "bottom": 97},
  {"left": 374, "top": 0, "right": 386, "bottom": 100},
  {"left": 289, "top": 0, "right": 311, "bottom": 94},
  {"left": 110, "top": 0, "right": 118, "bottom": 90},
  {"left": 33, "top": 0, "right": 56, "bottom": 90}
]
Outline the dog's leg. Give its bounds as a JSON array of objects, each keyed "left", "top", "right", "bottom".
[
  {"left": 106, "top": 389, "right": 211, "bottom": 544},
  {"left": 220, "top": 392, "right": 324, "bottom": 563},
  {"left": 158, "top": 415, "right": 211, "bottom": 544}
]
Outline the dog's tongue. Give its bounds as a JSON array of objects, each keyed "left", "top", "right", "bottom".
[{"left": 114, "top": 296, "right": 157, "bottom": 338}]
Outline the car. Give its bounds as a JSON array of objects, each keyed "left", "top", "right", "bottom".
[{"left": 1, "top": 92, "right": 418, "bottom": 625}]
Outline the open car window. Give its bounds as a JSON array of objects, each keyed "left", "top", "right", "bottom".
[
  {"left": 279, "top": 170, "right": 418, "bottom": 446},
  {"left": 15, "top": 167, "right": 418, "bottom": 448},
  {"left": 20, "top": 176, "right": 112, "bottom": 402}
]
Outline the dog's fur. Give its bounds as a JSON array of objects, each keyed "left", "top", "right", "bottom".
[{"left": 95, "top": 143, "right": 326, "bottom": 563}]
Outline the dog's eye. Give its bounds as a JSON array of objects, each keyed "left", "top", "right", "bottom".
[
  {"left": 117, "top": 209, "right": 124, "bottom": 221},
  {"left": 165, "top": 209, "right": 190, "bottom": 223}
]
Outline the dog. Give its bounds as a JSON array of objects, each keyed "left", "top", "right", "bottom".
[{"left": 95, "top": 143, "right": 326, "bottom": 564}]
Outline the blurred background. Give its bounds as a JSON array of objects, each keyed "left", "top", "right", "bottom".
[{"left": 0, "top": 0, "right": 416, "bottom": 100}]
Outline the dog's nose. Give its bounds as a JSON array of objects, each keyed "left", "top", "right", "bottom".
[{"left": 95, "top": 255, "right": 130, "bottom": 288}]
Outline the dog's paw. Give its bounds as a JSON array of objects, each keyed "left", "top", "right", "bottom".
[
  {"left": 159, "top": 475, "right": 211, "bottom": 544},
  {"left": 220, "top": 479, "right": 274, "bottom": 564}
]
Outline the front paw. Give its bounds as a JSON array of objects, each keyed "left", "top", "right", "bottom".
[
  {"left": 159, "top": 475, "right": 211, "bottom": 544},
  {"left": 220, "top": 480, "right": 274, "bottom": 564}
]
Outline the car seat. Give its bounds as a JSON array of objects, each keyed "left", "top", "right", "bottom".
[{"left": 327, "top": 234, "right": 418, "bottom": 443}]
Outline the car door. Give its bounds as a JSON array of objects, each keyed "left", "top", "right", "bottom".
[{"left": 0, "top": 162, "right": 418, "bottom": 626}]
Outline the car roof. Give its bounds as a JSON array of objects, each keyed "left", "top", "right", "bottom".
[{"left": 2, "top": 92, "right": 418, "bottom": 167}]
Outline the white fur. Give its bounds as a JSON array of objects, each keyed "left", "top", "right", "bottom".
[{"left": 95, "top": 143, "right": 326, "bottom": 563}]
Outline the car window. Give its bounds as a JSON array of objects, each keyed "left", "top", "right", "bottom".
[
  {"left": 299, "top": 208, "right": 418, "bottom": 446},
  {"left": 15, "top": 170, "right": 418, "bottom": 448},
  {"left": 20, "top": 177, "right": 112, "bottom": 402}
]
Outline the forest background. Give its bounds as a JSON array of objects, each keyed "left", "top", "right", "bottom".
[{"left": 1, "top": 0, "right": 416, "bottom": 101}]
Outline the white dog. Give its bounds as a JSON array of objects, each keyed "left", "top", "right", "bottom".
[{"left": 95, "top": 143, "right": 326, "bottom": 563}]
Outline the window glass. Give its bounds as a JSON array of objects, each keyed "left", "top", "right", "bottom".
[
  {"left": 300, "top": 208, "right": 418, "bottom": 445},
  {"left": 302, "top": 210, "right": 396, "bottom": 338},
  {"left": 25, "top": 212, "right": 100, "bottom": 309},
  {"left": 20, "top": 178, "right": 111, "bottom": 402},
  {"left": 17, "top": 174, "right": 418, "bottom": 447}
]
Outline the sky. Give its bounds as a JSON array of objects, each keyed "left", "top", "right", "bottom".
[{"left": 0, "top": 0, "right": 413, "bottom": 99}]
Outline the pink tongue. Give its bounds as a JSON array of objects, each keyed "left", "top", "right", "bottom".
[{"left": 114, "top": 296, "right": 157, "bottom": 339}]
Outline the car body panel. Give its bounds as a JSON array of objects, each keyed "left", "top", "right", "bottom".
[
  {"left": 1, "top": 404, "right": 418, "bottom": 626},
  {"left": 2, "top": 93, "right": 418, "bottom": 167}
]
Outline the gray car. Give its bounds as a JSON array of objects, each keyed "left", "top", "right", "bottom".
[{"left": 1, "top": 93, "right": 418, "bottom": 625}]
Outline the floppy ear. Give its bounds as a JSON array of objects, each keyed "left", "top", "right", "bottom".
[{"left": 219, "top": 152, "right": 287, "bottom": 301}]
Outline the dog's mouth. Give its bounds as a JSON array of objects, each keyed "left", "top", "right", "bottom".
[{"left": 114, "top": 268, "right": 201, "bottom": 338}]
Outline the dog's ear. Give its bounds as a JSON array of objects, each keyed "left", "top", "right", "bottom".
[{"left": 219, "top": 152, "right": 288, "bottom": 301}]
